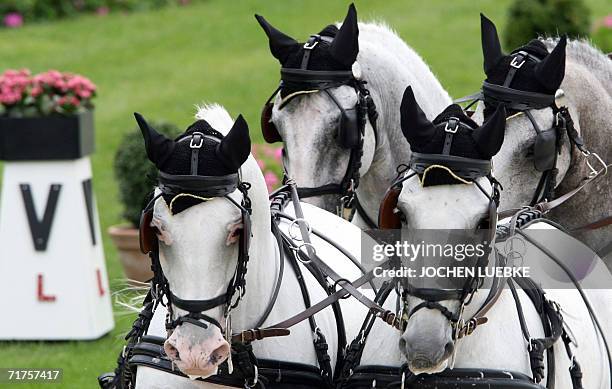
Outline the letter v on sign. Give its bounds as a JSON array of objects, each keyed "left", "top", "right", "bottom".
[{"left": 19, "top": 183, "right": 62, "bottom": 251}]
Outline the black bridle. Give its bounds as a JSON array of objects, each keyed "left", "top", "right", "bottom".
[
  {"left": 141, "top": 130, "right": 253, "bottom": 335},
  {"left": 263, "top": 34, "right": 379, "bottom": 223},
  {"left": 458, "top": 49, "right": 591, "bottom": 206},
  {"left": 376, "top": 113, "right": 503, "bottom": 343},
  {"left": 391, "top": 162, "right": 501, "bottom": 342}
]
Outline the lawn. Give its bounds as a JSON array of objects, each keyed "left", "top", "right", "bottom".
[{"left": 0, "top": 0, "right": 608, "bottom": 387}]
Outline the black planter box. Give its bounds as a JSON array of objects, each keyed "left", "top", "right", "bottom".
[{"left": 0, "top": 110, "right": 94, "bottom": 161}]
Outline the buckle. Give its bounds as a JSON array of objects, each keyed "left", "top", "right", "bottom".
[
  {"left": 189, "top": 132, "right": 204, "bottom": 149},
  {"left": 510, "top": 55, "right": 526, "bottom": 69},
  {"left": 445, "top": 117, "right": 460, "bottom": 133},
  {"left": 303, "top": 35, "right": 320, "bottom": 50}
]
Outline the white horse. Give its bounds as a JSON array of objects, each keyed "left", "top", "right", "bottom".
[
  {"left": 357, "top": 89, "right": 612, "bottom": 388},
  {"left": 475, "top": 15, "right": 612, "bottom": 257},
  {"left": 256, "top": 4, "right": 451, "bottom": 227},
  {"left": 132, "top": 105, "right": 369, "bottom": 388}
]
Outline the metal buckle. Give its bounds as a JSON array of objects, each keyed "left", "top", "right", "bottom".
[
  {"left": 189, "top": 132, "right": 204, "bottom": 149},
  {"left": 510, "top": 55, "right": 526, "bottom": 69},
  {"left": 445, "top": 118, "right": 459, "bottom": 133},
  {"left": 303, "top": 35, "right": 320, "bottom": 50}
]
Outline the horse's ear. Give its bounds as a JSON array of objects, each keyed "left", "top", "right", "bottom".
[
  {"left": 329, "top": 3, "right": 359, "bottom": 67},
  {"left": 400, "top": 86, "right": 436, "bottom": 149},
  {"left": 472, "top": 105, "right": 506, "bottom": 158},
  {"left": 534, "top": 36, "right": 567, "bottom": 91},
  {"left": 134, "top": 112, "right": 175, "bottom": 169},
  {"left": 217, "top": 114, "right": 251, "bottom": 171},
  {"left": 255, "top": 14, "right": 298, "bottom": 64},
  {"left": 480, "top": 13, "right": 504, "bottom": 75}
]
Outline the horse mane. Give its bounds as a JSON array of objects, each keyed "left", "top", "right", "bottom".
[
  {"left": 194, "top": 103, "right": 235, "bottom": 136},
  {"left": 540, "top": 37, "right": 612, "bottom": 96},
  {"left": 353, "top": 20, "right": 440, "bottom": 83}
]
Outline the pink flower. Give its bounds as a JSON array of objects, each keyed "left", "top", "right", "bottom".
[
  {"left": 77, "top": 89, "right": 92, "bottom": 98},
  {"left": 31, "top": 85, "right": 43, "bottom": 97},
  {"left": 604, "top": 15, "right": 612, "bottom": 28},
  {"left": 264, "top": 171, "right": 279, "bottom": 192},
  {"left": 4, "top": 12, "right": 23, "bottom": 28},
  {"left": 96, "top": 6, "right": 109, "bottom": 16},
  {"left": 257, "top": 159, "right": 266, "bottom": 169},
  {"left": 273, "top": 147, "right": 283, "bottom": 162}
]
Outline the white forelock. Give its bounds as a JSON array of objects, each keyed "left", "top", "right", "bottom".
[{"left": 194, "top": 103, "right": 234, "bottom": 135}]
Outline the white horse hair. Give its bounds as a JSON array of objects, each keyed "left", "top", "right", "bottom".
[
  {"left": 269, "top": 16, "right": 451, "bottom": 227},
  {"left": 134, "top": 104, "right": 370, "bottom": 388}
]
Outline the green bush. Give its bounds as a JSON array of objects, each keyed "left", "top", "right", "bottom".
[
  {"left": 504, "top": 0, "right": 591, "bottom": 49},
  {"left": 592, "top": 16, "right": 612, "bottom": 53},
  {"left": 114, "top": 121, "right": 181, "bottom": 227}
]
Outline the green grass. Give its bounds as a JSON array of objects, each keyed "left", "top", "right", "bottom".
[{"left": 0, "top": 0, "right": 608, "bottom": 387}]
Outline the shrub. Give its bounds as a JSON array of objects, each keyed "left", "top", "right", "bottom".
[
  {"left": 504, "top": 0, "right": 591, "bottom": 49},
  {"left": 592, "top": 15, "right": 612, "bottom": 53},
  {"left": 114, "top": 121, "right": 181, "bottom": 227}
]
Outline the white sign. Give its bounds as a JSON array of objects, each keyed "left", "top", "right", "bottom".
[{"left": 0, "top": 157, "right": 114, "bottom": 339}]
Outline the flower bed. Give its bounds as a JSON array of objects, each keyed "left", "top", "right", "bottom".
[
  {"left": 0, "top": 0, "right": 197, "bottom": 29},
  {"left": 0, "top": 69, "right": 96, "bottom": 117}
]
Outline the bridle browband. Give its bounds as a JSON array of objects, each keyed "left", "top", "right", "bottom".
[{"left": 262, "top": 33, "right": 379, "bottom": 224}]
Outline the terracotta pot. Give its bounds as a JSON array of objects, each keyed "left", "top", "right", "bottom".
[{"left": 108, "top": 225, "right": 152, "bottom": 284}]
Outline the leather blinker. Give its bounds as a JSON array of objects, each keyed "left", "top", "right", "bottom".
[
  {"left": 261, "top": 102, "right": 282, "bottom": 143},
  {"left": 378, "top": 187, "right": 402, "bottom": 229}
]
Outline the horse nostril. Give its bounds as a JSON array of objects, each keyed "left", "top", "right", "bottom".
[
  {"left": 444, "top": 341, "right": 454, "bottom": 357},
  {"left": 164, "top": 341, "right": 181, "bottom": 361}
]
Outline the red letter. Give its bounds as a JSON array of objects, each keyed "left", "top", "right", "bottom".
[
  {"left": 37, "top": 274, "right": 56, "bottom": 302},
  {"left": 96, "top": 269, "right": 105, "bottom": 297}
]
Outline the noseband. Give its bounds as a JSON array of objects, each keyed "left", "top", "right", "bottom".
[
  {"left": 139, "top": 129, "right": 252, "bottom": 335},
  {"left": 261, "top": 34, "right": 379, "bottom": 219}
]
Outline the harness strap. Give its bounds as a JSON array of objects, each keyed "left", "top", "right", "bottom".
[
  {"left": 534, "top": 163, "right": 610, "bottom": 214},
  {"left": 516, "top": 229, "right": 612, "bottom": 388},
  {"left": 352, "top": 195, "right": 378, "bottom": 229}
]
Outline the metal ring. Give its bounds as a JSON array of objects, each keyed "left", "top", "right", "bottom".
[
  {"left": 295, "top": 243, "right": 316, "bottom": 263},
  {"left": 288, "top": 218, "right": 311, "bottom": 241},
  {"left": 244, "top": 365, "right": 258, "bottom": 388},
  {"left": 333, "top": 278, "right": 352, "bottom": 299}
]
